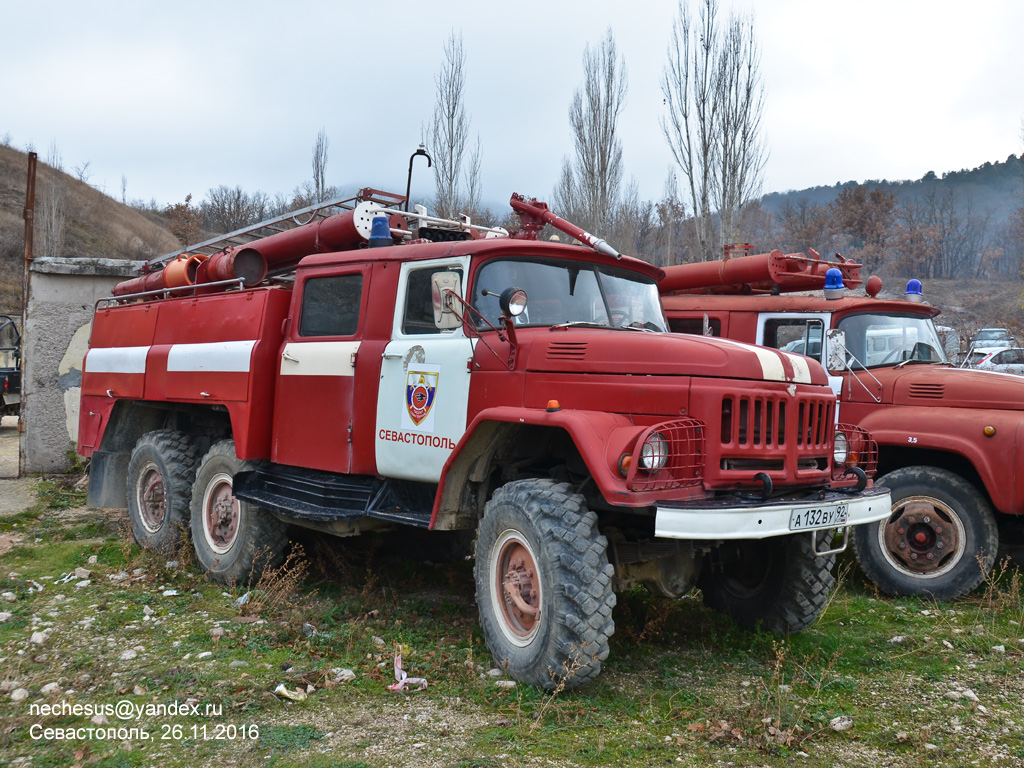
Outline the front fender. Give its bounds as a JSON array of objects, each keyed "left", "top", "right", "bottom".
[
  {"left": 857, "top": 406, "right": 1019, "bottom": 514},
  {"left": 431, "top": 407, "right": 677, "bottom": 528}
]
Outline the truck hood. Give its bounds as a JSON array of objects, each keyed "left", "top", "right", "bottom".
[
  {"left": 522, "top": 329, "right": 827, "bottom": 385},
  {"left": 890, "top": 365, "right": 1024, "bottom": 409}
]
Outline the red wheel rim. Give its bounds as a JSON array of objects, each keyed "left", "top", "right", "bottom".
[
  {"left": 493, "top": 533, "right": 541, "bottom": 642},
  {"left": 203, "top": 473, "right": 240, "bottom": 554},
  {"left": 137, "top": 463, "right": 166, "bottom": 533}
]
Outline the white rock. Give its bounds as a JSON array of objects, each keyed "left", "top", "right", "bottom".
[
  {"left": 165, "top": 561, "right": 179, "bottom": 569},
  {"left": 75, "top": 580, "right": 91, "bottom": 589},
  {"left": 162, "top": 589, "right": 179, "bottom": 597},
  {"left": 1, "top": 592, "right": 15, "bottom": 602},
  {"left": 333, "top": 668, "right": 356, "bottom": 683},
  {"left": 211, "top": 626, "right": 226, "bottom": 638},
  {"left": 30, "top": 632, "right": 47, "bottom": 645},
  {"left": 87, "top": 556, "right": 98, "bottom": 565},
  {"left": 829, "top": 716, "right": 854, "bottom": 732},
  {"left": 10, "top": 688, "right": 30, "bottom": 702},
  {"left": 889, "top": 636, "right": 907, "bottom": 644},
  {"left": 0, "top": 680, "right": 21, "bottom": 692},
  {"left": 942, "top": 640, "right": 954, "bottom": 650},
  {"left": 0, "top": 612, "right": 12, "bottom": 622},
  {"left": 372, "top": 635, "right": 385, "bottom": 646},
  {"left": 142, "top": 605, "right": 154, "bottom": 617},
  {"left": 779, "top": 684, "right": 792, "bottom": 693},
  {"left": 494, "top": 680, "right": 517, "bottom": 689},
  {"left": 925, "top": 743, "right": 938, "bottom": 751},
  {"left": 197, "top": 651, "right": 213, "bottom": 659},
  {"left": 133, "top": 685, "right": 145, "bottom": 696},
  {"left": 74, "top": 567, "right": 91, "bottom": 579},
  {"left": 978, "top": 704, "right": 988, "bottom": 713},
  {"left": 229, "top": 660, "right": 249, "bottom": 668},
  {"left": 91, "top": 714, "right": 109, "bottom": 726},
  {"left": 487, "top": 668, "right": 504, "bottom": 678},
  {"left": 962, "top": 689, "right": 980, "bottom": 703},
  {"left": 992, "top": 645, "right": 1006, "bottom": 654},
  {"left": 40, "top": 682, "right": 60, "bottom": 695},
  {"left": 945, "top": 690, "right": 962, "bottom": 700},
  {"left": 119, "top": 650, "right": 137, "bottom": 661}
]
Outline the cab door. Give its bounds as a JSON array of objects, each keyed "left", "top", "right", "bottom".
[
  {"left": 272, "top": 267, "right": 368, "bottom": 472},
  {"left": 375, "top": 258, "right": 474, "bottom": 483}
]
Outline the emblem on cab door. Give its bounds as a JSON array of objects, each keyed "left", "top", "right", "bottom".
[{"left": 405, "top": 368, "right": 439, "bottom": 430}]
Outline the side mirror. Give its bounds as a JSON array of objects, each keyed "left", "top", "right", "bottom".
[
  {"left": 431, "top": 271, "right": 463, "bottom": 330},
  {"left": 825, "top": 328, "right": 847, "bottom": 372}
]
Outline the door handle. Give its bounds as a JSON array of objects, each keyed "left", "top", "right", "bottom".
[{"left": 282, "top": 351, "right": 299, "bottom": 363}]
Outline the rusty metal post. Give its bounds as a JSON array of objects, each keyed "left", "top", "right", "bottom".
[{"left": 18, "top": 152, "right": 37, "bottom": 475}]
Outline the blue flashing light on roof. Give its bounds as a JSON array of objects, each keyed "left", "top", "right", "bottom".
[
  {"left": 906, "top": 278, "right": 923, "bottom": 302},
  {"left": 368, "top": 215, "right": 393, "bottom": 248},
  {"left": 824, "top": 267, "right": 845, "bottom": 300}
]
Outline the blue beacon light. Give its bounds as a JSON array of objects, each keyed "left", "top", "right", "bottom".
[{"left": 824, "top": 268, "right": 845, "bottom": 300}]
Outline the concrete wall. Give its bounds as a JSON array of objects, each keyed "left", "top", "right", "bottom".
[{"left": 21, "top": 257, "right": 143, "bottom": 474}]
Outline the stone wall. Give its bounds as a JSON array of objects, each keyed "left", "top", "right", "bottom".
[{"left": 21, "top": 257, "right": 143, "bottom": 473}]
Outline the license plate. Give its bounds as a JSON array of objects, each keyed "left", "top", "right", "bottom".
[{"left": 789, "top": 503, "right": 848, "bottom": 531}]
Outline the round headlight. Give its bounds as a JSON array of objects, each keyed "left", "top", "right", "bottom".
[
  {"left": 833, "top": 432, "right": 849, "bottom": 465},
  {"left": 640, "top": 431, "right": 669, "bottom": 471}
]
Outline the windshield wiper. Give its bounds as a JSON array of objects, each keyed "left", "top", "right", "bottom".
[
  {"left": 895, "top": 359, "right": 943, "bottom": 369},
  {"left": 551, "top": 321, "right": 611, "bottom": 330}
]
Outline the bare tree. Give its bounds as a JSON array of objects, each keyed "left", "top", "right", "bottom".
[
  {"left": 661, "top": 0, "right": 767, "bottom": 260},
  {"left": 312, "top": 127, "right": 330, "bottom": 203},
  {"left": 554, "top": 28, "right": 628, "bottom": 235},
  {"left": 121, "top": 174, "right": 127, "bottom": 205},
  {"left": 715, "top": 12, "right": 767, "bottom": 246},
  {"left": 73, "top": 160, "right": 92, "bottom": 184},
  {"left": 202, "top": 186, "right": 271, "bottom": 233},
  {"left": 427, "top": 32, "right": 475, "bottom": 219},
  {"left": 39, "top": 141, "right": 67, "bottom": 259}
]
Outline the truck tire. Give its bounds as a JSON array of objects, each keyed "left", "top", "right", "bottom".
[
  {"left": 126, "top": 430, "right": 198, "bottom": 554},
  {"left": 699, "top": 532, "right": 835, "bottom": 634},
  {"left": 474, "top": 479, "right": 616, "bottom": 690},
  {"left": 852, "top": 466, "right": 998, "bottom": 601},
  {"left": 190, "top": 440, "right": 287, "bottom": 585}
]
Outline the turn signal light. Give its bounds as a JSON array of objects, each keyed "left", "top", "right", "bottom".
[
  {"left": 618, "top": 454, "right": 632, "bottom": 477},
  {"left": 983, "top": 426, "right": 996, "bottom": 437},
  {"left": 546, "top": 400, "right": 561, "bottom": 412}
]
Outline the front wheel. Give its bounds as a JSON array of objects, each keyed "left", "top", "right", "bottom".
[
  {"left": 190, "top": 440, "right": 287, "bottom": 585},
  {"left": 699, "top": 532, "right": 835, "bottom": 634},
  {"left": 852, "top": 466, "right": 997, "bottom": 600},
  {"left": 474, "top": 479, "right": 616, "bottom": 690}
]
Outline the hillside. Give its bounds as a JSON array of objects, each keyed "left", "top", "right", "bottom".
[
  {"left": 760, "top": 155, "right": 1024, "bottom": 226},
  {"left": 0, "top": 145, "right": 178, "bottom": 312}
]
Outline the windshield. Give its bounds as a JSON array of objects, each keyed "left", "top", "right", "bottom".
[
  {"left": 836, "top": 312, "right": 948, "bottom": 368},
  {"left": 976, "top": 329, "right": 1011, "bottom": 342},
  {"left": 471, "top": 258, "right": 668, "bottom": 332}
]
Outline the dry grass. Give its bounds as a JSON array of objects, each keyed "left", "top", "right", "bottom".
[{"left": 0, "top": 144, "right": 179, "bottom": 313}]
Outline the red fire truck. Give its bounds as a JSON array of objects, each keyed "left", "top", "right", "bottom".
[
  {"left": 78, "top": 195, "right": 887, "bottom": 688},
  {"left": 660, "top": 246, "right": 1020, "bottom": 601}
]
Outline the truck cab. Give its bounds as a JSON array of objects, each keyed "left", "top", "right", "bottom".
[{"left": 661, "top": 247, "right": 1024, "bottom": 601}]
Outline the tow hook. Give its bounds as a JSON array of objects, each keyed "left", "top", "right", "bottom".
[{"left": 838, "top": 466, "right": 868, "bottom": 494}]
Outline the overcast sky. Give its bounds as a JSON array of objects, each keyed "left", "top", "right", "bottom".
[{"left": 4, "top": 0, "right": 1022, "bottom": 216}]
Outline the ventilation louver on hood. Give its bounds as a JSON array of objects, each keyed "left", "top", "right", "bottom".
[
  {"left": 908, "top": 383, "right": 944, "bottom": 399},
  {"left": 546, "top": 342, "right": 588, "bottom": 360}
]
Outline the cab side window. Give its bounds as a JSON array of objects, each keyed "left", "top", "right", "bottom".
[
  {"left": 299, "top": 274, "right": 363, "bottom": 337},
  {"left": 764, "top": 318, "right": 824, "bottom": 359},
  {"left": 403, "top": 267, "right": 464, "bottom": 335},
  {"left": 668, "top": 317, "right": 721, "bottom": 336}
]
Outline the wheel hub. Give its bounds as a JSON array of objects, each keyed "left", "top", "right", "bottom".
[
  {"left": 205, "top": 478, "right": 240, "bottom": 553},
  {"left": 882, "top": 500, "right": 962, "bottom": 575},
  {"left": 138, "top": 465, "right": 166, "bottom": 532},
  {"left": 497, "top": 540, "right": 540, "bottom": 638}
]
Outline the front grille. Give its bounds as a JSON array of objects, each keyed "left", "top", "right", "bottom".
[{"left": 720, "top": 393, "right": 832, "bottom": 450}]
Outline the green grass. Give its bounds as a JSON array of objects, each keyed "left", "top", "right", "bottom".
[{"left": 4, "top": 486, "right": 1024, "bottom": 766}]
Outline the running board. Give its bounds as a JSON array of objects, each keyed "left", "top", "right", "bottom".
[{"left": 233, "top": 466, "right": 435, "bottom": 528}]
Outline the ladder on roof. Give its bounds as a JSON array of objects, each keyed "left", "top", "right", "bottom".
[{"left": 144, "top": 188, "right": 408, "bottom": 272}]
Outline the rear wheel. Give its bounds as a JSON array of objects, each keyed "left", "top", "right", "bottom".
[
  {"left": 126, "top": 430, "right": 198, "bottom": 554},
  {"left": 699, "top": 532, "right": 835, "bottom": 634},
  {"left": 190, "top": 440, "right": 287, "bottom": 585},
  {"left": 852, "top": 466, "right": 997, "bottom": 600},
  {"left": 474, "top": 479, "right": 616, "bottom": 690}
]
